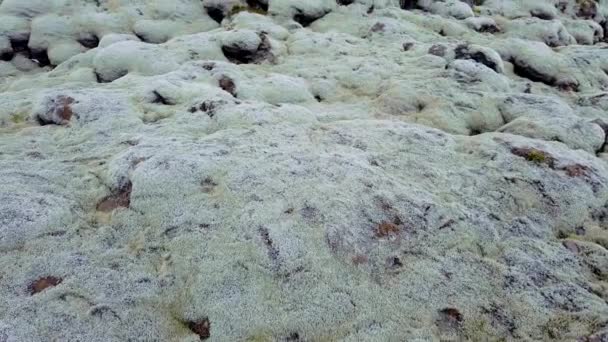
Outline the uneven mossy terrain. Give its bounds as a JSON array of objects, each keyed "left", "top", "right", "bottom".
[{"left": 1, "top": 0, "right": 608, "bottom": 341}]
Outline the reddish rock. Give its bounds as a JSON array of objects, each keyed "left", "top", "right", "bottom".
[
  {"left": 29, "top": 276, "right": 62, "bottom": 295},
  {"left": 187, "top": 318, "right": 211, "bottom": 340},
  {"left": 375, "top": 221, "right": 400, "bottom": 237},
  {"left": 97, "top": 182, "right": 132, "bottom": 212}
]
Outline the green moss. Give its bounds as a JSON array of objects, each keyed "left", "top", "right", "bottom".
[
  {"left": 541, "top": 314, "right": 585, "bottom": 340},
  {"left": 245, "top": 332, "right": 273, "bottom": 342},
  {"left": 460, "top": 313, "right": 510, "bottom": 342},
  {"left": 525, "top": 150, "right": 549, "bottom": 163},
  {"left": 229, "top": 5, "right": 268, "bottom": 16},
  {"left": 10, "top": 113, "right": 27, "bottom": 124},
  {"left": 576, "top": 0, "right": 594, "bottom": 5},
  {"left": 564, "top": 225, "right": 608, "bottom": 253},
  {"left": 511, "top": 147, "right": 555, "bottom": 167}
]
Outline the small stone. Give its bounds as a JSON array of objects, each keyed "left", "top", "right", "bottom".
[
  {"left": 293, "top": 9, "right": 329, "bottom": 27},
  {"left": 562, "top": 164, "right": 591, "bottom": 178},
  {"left": 371, "top": 22, "right": 385, "bottom": 33},
  {"left": 351, "top": 254, "right": 368, "bottom": 265},
  {"left": 97, "top": 182, "right": 132, "bottom": 212},
  {"left": 35, "top": 95, "right": 75, "bottom": 126},
  {"left": 375, "top": 221, "right": 400, "bottom": 237},
  {"left": 336, "top": 0, "right": 354, "bottom": 6},
  {"left": 437, "top": 307, "right": 464, "bottom": 330},
  {"left": 562, "top": 240, "right": 580, "bottom": 254},
  {"left": 428, "top": 44, "right": 447, "bottom": 57},
  {"left": 187, "top": 318, "right": 210, "bottom": 340},
  {"left": 29, "top": 276, "right": 62, "bottom": 295},
  {"left": 218, "top": 76, "right": 237, "bottom": 97},
  {"left": 201, "top": 177, "right": 218, "bottom": 193}
]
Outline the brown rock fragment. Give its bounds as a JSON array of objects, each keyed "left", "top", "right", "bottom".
[
  {"left": 29, "top": 276, "right": 62, "bottom": 295},
  {"left": 187, "top": 318, "right": 211, "bottom": 340},
  {"left": 97, "top": 182, "right": 133, "bottom": 212}
]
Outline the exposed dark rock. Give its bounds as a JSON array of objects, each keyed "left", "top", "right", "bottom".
[
  {"left": 370, "top": 22, "right": 386, "bottom": 33},
  {"left": 29, "top": 276, "right": 63, "bottom": 295},
  {"left": 510, "top": 57, "right": 579, "bottom": 91},
  {"left": 187, "top": 318, "right": 211, "bottom": 340},
  {"left": 530, "top": 9, "right": 555, "bottom": 20},
  {"left": 436, "top": 307, "right": 464, "bottom": 335},
  {"left": 218, "top": 76, "right": 237, "bottom": 97},
  {"left": 221, "top": 33, "right": 274, "bottom": 64},
  {"left": 293, "top": 9, "right": 330, "bottom": 27},
  {"left": 190, "top": 100, "right": 224, "bottom": 118},
  {"left": 30, "top": 49, "right": 51, "bottom": 67},
  {"left": 428, "top": 44, "right": 448, "bottom": 57},
  {"left": 9, "top": 36, "right": 30, "bottom": 55},
  {"left": 246, "top": 0, "right": 269, "bottom": 11},
  {"left": 454, "top": 44, "right": 500, "bottom": 72},
  {"left": 36, "top": 95, "right": 75, "bottom": 125},
  {"left": 94, "top": 69, "right": 128, "bottom": 83},
  {"left": 150, "top": 91, "right": 175, "bottom": 105},
  {"left": 400, "top": 0, "right": 418, "bottom": 10},
  {"left": 97, "top": 181, "right": 133, "bottom": 212},
  {"left": 8, "top": 36, "right": 52, "bottom": 67},
  {"left": 77, "top": 33, "right": 100, "bottom": 49},
  {"left": 205, "top": 5, "right": 225, "bottom": 24},
  {"left": 0, "top": 50, "right": 14, "bottom": 61},
  {"left": 478, "top": 23, "right": 500, "bottom": 33}
]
